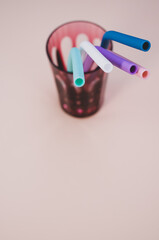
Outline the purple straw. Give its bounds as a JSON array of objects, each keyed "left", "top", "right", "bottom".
[{"left": 83, "top": 46, "right": 138, "bottom": 74}]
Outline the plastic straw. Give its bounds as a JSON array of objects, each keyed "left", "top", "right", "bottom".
[
  {"left": 67, "top": 47, "right": 85, "bottom": 87},
  {"left": 101, "top": 31, "right": 151, "bottom": 52},
  {"left": 80, "top": 41, "right": 113, "bottom": 73},
  {"left": 136, "top": 65, "right": 149, "bottom": 79},
  {"left": 83, "top": 46, "right": 138, "bottom": 74}
]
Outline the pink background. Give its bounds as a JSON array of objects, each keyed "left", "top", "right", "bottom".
[{"left": 0, "top": 0, "right": 159, "bottom": 239}]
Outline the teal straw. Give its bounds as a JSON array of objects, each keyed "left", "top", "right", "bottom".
[{"left": 67, "top": 47, "right": 85, "bottom": 87}]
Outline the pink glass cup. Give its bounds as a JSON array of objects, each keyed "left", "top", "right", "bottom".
[{"left": 46, "top": 21, "right": 112, "bottom": 117}]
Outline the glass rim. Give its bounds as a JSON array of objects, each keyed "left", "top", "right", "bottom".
[{"left": 46, "top": 20, "right": 112, "bottom": 75}]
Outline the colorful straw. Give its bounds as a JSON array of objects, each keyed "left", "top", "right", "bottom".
[
  {"left": 80, "top": 41, "right": 113, "bottom": 73},
  {"left": 83, "top": 46, "right": 138, "bottom": 74},
  {"left": 101, "top": 31, "right": 151, "bottom": 52},
  {"left": 136, "top": 65, "right": 149, "bottom": 79},
  {"left": 67, "top": 47, "right": 85, "bottom": 87}
]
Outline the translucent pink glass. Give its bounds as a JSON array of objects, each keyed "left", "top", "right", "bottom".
[{"left": 46, "top": 21, "right": 112, "bottom": 117}]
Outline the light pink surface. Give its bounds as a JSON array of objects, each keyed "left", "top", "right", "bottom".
[{"left": 0, "top": 0, "right": 159, "bottom": 240}]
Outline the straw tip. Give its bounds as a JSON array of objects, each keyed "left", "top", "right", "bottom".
[
  {"left": 142, "top": 41, "right": 151, "bottom": 52},
  {"left": 103, "top": 63, "right": 113, "bottom": 73},
  {"left": 142, "top": 70, "right": 149, "bottom": 79},
  {"left": 75, "top": 78, "right": 85, "bottom": 87},
  {"left": 130, "top": 65, "right": 137, "bottom": 74},
  {"left": 136, "top": 68, "right": 149, "bottom": 79}
]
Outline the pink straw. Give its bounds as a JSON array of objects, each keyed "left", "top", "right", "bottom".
[{"left": 136, "top": 65, "right": 149, "bottom": 79}]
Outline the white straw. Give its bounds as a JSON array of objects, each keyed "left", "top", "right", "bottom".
[{"left": 80, "top": 41, "right": 113, "bottom": 73}]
